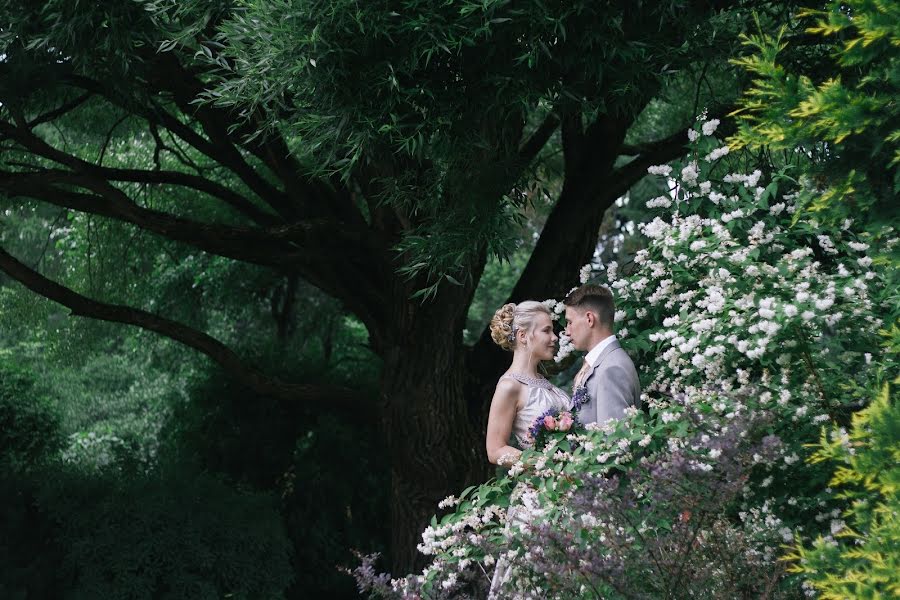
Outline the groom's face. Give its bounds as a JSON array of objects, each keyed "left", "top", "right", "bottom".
[{"left": 564, "top": 306, "right": 590, "bottom": 351}]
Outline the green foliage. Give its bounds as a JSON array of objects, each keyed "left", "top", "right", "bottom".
[
  {"left": 730, "top": 1, "right": 900, "bottom": 224},
  {"left": 286, "top": 413, "right": 390, "bottom": 597},
  {"left": 0, "top": 363, "right": 62, "bottom": 473},
  {"left": 38, "top": 464, "right": 294, "bottom": 600},
  {"left": 163, "top": 368, "right": 388, "bottom": 598},
  {"left": 0, "top": 360, "right": 294, "bottom": 599},
  {"left": 2, "top": 462, "right": 296, "bottom": 599},
  {"left": 784, "top": 380, "right": 900, "bottom": 599},
  {"left": 0, "top": 470, "right": 66, "bottom": 599},
  {"left": 45, "top": 353, "right": 182, "bottom": 471},
  {"left": 145, "top": 0, "right": 762, "bottom": 288},
  {"left": 198, "top": 0, "right": 714, "bottom": 167}
]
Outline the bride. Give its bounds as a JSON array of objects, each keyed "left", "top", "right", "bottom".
[
  {"left": 485, "top": 301, "right": 571, "bottom": 467},
  {"left": 484, "top": 301, "right": 571, "bottom": 597}
]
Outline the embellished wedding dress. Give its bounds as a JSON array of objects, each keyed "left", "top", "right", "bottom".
[
  {"left": 501, "top": 373, "right": 571, "bottom": 448},
  {"left": 488, "top": 373, "right": 570, "bottom": 599}
]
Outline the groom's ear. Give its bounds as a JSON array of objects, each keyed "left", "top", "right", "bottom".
[{"left": 585, "top": 310, "right": 596, "bottom": 328}]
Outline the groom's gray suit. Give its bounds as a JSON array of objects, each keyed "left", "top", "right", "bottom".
[{"left": 580, "top": 339, "right": 641, "bottom": 425}]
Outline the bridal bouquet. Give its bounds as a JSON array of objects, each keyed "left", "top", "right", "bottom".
[{"left": 527, "top": 409, "right": 579, "bottom": 450}]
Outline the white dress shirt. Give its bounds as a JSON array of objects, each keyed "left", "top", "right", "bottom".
[{"left": 584, "top": 334, "right": 617, "bottom": 368}]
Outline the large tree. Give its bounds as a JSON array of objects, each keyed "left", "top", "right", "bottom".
[{"left": 0, "top": 0, "right": 793, "bottom": 569}]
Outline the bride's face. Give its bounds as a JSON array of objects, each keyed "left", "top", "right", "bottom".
[{"left": 521, "top": 312, "right": 558, "bottom": 361}]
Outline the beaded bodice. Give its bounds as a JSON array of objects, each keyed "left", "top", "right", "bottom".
[{"left": 501, "top": 373, "right": 571, "bottom": 448}]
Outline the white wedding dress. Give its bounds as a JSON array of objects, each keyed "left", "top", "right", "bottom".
[
  {"left": 488, "top": 373, "right": 570, "bottom": 598},
  {"left": 501, "top": 372, "right": 571, "bottom": 448}
]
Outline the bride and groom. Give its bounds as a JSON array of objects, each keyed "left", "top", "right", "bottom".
[{"left": 485, "top": 284, "right": 641, "bottom": 468}]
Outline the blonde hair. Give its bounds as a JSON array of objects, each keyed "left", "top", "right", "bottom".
[{"left": 489, "top": 301, "right": 551, "bottom": 352}]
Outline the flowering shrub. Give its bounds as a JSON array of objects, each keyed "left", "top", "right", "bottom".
[{"left": 353, "top": 117, "right": 897, "bottom": 598}]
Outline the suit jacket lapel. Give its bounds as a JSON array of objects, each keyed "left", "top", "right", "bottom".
[{"left": 585, "top": 340, "right": 622, "bottom": 383}]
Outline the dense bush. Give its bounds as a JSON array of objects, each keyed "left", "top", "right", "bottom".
[
  {"left": 39, "top": 465, "right": 294, "bottom": 600},
  {"left": 0, "top": 364, "right": 295, "bottom": 599},
  {"left": 0, "top": 363, "right": 62, "bottom": 473},
  {"left": 0, "top": 364, "right": 67, "bottom": 599},
  {"left": 163, "top": 369, "right": 389, "bottom": 599}
]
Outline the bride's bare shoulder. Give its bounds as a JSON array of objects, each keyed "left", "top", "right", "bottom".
[{"left": 493, "top": 376, "right": 522, "bottom": 397}]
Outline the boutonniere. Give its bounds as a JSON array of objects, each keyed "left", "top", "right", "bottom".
[{"left": 572, "top": 385, "right": 591, "bottom": 414}]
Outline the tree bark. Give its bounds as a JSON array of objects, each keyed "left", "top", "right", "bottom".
[{"left": 379, "top": 255, "right": 492, "bottom": 572}]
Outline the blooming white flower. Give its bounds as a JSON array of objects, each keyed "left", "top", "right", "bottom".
[
  {"left": 681, "top": 162, "right": 699, "bottom": 187},
  {"left": 647, "top": 196, "right": 673, "bottom": 209},
  {"left": 438, "top": 495, "right": 460, "bottom": 509},
  {"left": 661, "top": 411, "right": 680, "bottom": 423},
  {"left": 848, "top": 241, "right": 869, "bottom": 252},
  {"left": 817, "top": 235, "right": 838, "bottom": 255},
  {"left": 815, "top": 297, "right": 834, "bottom": 311},
  {"left": 704, "top": 146, "right": 730, "bottom": 162},
  {"left": 647, "top": 164, "right": 673, "bottom": 176},
  {"left": 701, "top": 119, "right": 720, "bottom": 136},
  {"left": 688, "top": 128, "right": 700, "bottom": 142},
  {"left": 606, "top": 261, "right": 619, "bottom": 282},
  {"left": 708, "top": 191, "right": 726, "bottom": 205},
  {"left": 579, "top": 263, "right": 592, "bottom": 284}
]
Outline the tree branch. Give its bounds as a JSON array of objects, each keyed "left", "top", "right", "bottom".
[
  {"left": 0, "top": 245, "right": 365, "bottom": 411},
  {"left": 0, "top": 170, "right": 345, "bottom": 267},
  {"left": 96, "top": 112, "right": 130, "bottom": 166},
  {"left": 27, "top": 92, "right": 93, "bottom": 128},
  {"left": 518, "top": 113, "right": 560, "bottom": 165},
  {"left": 0, "top": 168, "right": 390, "bottom": 339},
  {"left": 609, "top": 129, "right": 689, "bottom": 199},
  {"left": 0, "top": 119, "right": 279, "bottom": 226},
  {"left": 31, "top": 67, "right": 294, "bottom": 217}
]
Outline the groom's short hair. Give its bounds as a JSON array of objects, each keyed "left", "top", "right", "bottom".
[{"left": 564, "top": 284, "right": 615, "bottom": 328}]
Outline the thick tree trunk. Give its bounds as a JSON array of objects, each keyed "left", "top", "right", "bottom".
[
  {"left": 380, "top": 266, "right": 492, "bottom": 573},
  {"left": 382, "top": 338, "right": 490, "bottom": 573}
]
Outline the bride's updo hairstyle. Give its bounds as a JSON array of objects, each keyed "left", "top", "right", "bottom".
[{"left": 490, "top": 301, "right": 551, "bottom": 352}]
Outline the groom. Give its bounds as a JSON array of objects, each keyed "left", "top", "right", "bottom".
[{"left": 563, "top": 284, "right": 641, "bottom": 425}]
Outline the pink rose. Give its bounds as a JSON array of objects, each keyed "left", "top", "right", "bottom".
[
  {"left": 543, "top": 415, "right": 558, "bottom": 430},
  {"left": 558, "top": 412, "right": 574, "bottom": 431}
]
